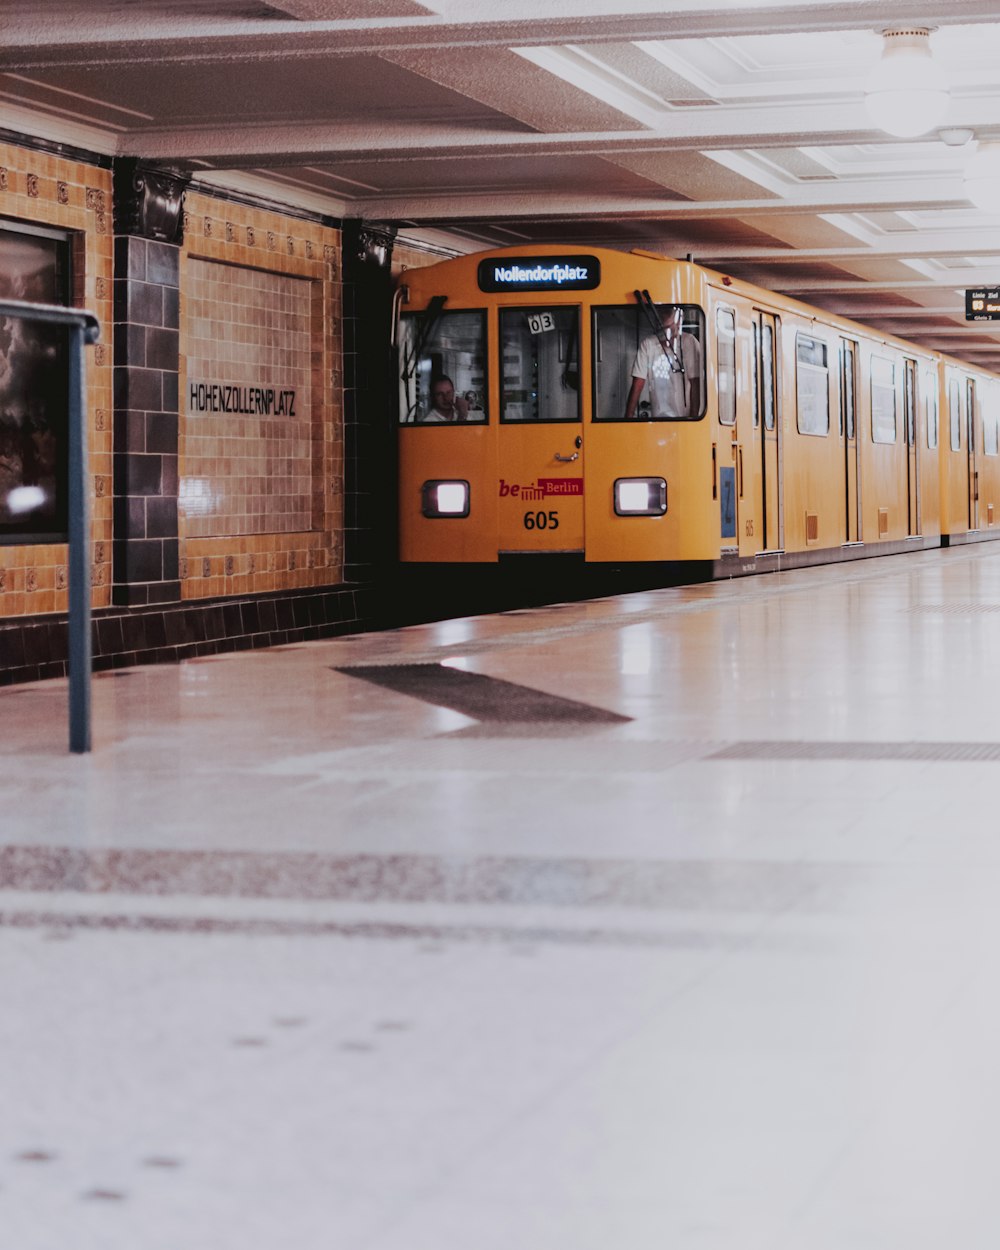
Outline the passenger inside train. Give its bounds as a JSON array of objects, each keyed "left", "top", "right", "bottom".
[
  {"left": 623, "top": 302, "right": 703, "bottom": 420},
  {"left": 421, "top": 374, "right": 470, "bottom": 422}
]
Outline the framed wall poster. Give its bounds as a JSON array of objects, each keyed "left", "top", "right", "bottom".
[{"left": 0, "top": 221, "right": 72, "bottom": 543}]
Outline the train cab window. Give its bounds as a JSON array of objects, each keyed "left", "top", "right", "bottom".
[
  {"left": 924, "top": 370, "right": 939, "bottom": 449},
  {"left": 398, "top": 308, "right": 488, "bottom": 424},
  {"left": 716, "top": 309, "right": 736, "bottom": 426},
  {"left": 592, "top": 303, "right": 705, "bottom": 421},
  {"left": 871, "top": 356, "right": 897, "bottom": 444},
  {"left": 499, "top": 307, "right": 579, "bottom": 422},
  {"left": 795, "top": 334, "right": 829, "bottom": 436},
  {"left": 949, "top": 379, "right": 962, "bottom": 450}
]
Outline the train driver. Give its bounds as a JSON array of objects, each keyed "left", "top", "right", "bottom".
[
  {"left": 624, "top": 305, "right": 702, "bottom": 420},
  {"left": 422, "top": 374, "right": 470, "bottom": 422}
]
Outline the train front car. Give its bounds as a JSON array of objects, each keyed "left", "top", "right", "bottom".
[{"left": 397, "top": 246, "right": 717, "bottom": 571}]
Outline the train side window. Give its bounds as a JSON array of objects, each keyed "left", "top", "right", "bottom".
[
  {"left": 904, "top": 362, "right": 916, "bottom": 447},
  {"left": 398, "top": 309, "right": 488, "bottom": 424},
  {"left": 842, "top": 343, "right": 856, "bottom": 439},
  {"left": 871, "top": 355, "right": 896, "bottom": 444},
  {"left": 752, "top": 322, "right": 760, "bottom": 428},
  {"left": 795, "top": 333, "right": 829, "bottom": 436},
  {"left": 985, "top": 406, "right": 999, "bottom": 456},
  {"left": 499, "top": 307, "right": 579, "bottom": 422},
  {"left": 925, "top": 371, "right": 938, "bottom": 449},
  {"left": 592, "top": 303, "right": 705, "bottom": 421},
  {"left": 949, "top": 379, "right": 961, "bottom": 450},
  {"left": 967, "top": 379, "right": 976, "bottom": 453},
  {"left": 716, "top": 308, "right": 736, "bottom": 426},
  {"left": 761, "top": 323, "right": 775, "bottom": 431}
]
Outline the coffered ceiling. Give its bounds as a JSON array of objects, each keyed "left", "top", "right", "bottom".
[{"left": 5, "top": 1, "right": 1000, "bottom": 366}]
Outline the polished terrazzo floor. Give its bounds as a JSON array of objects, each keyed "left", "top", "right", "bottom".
[{"left": 4, "top": 544, "right": 1000, "bottom": 1248}]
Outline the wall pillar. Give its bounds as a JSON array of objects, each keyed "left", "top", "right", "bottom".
[
  {"left": 112, "top": 160, "right": 189, "bottom": 605},
  {"left": 341, "top": 220, "right": 397, "bottom": 584}
]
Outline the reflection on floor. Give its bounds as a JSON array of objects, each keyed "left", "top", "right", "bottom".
[{"left": 5, "top": 544, "right": 1000, "bottom": 1249}]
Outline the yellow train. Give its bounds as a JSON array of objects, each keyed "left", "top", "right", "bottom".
[{"left": 396, "top": 245, "right": 1000, "bottom": 574}]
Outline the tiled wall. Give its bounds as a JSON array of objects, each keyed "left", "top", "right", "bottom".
[
  {"left": 0, "top": 142, "right": 114, "bottom": 618},
  {"left": 180, "top": 192, "right": 343, "bottom": 601},
  {"left": 184, "top": 260, "right": 313, "bottom": 537},
  {"left": 392, "top": 239, "right": 457, "bottom": 278}
]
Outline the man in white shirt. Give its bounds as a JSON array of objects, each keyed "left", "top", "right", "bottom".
[
  {"left": 421, "top": 375, "right": 469, "bottom": 423},
  {"left": 624, "top": 305, "right": 702, "bottom": 420}
]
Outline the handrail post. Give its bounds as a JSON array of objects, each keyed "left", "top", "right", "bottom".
[{"left": 67, "top": 321, "right": 92, "bottom": 753}]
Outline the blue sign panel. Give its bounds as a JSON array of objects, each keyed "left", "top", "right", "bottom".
[
  {"left": 478, "top": 255, "right": 601, "bottom": 293},
  {"left": 719, "top": 466, "right": 737, "bottom": 539}
]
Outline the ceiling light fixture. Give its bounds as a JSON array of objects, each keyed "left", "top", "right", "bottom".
[
  {"left": 939, "top": 127, "right": 974, "bottom": 148},
  {"left": 864, "top": 26, "right": 949, "bottom": 139},
  {"left": 964, "top": 141, "right": 1000, "bottom": 213}
]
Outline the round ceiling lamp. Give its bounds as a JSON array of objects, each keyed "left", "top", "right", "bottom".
[
  {"left": 964, "top": 141, "right": 1000, "bottom": 212},
  {"left": 864, "top": 27, "right": 949, "bottom": 138}
]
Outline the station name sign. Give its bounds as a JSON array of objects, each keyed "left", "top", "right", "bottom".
[
  {"left": 189, "top": 382, "right": 297, "bottom": 416},
  {"left": 966, "top": 289, "right": 1000, "bottom": 321},
  {"left": 478, "top": 255, "right": 601, "bottom": 293}
]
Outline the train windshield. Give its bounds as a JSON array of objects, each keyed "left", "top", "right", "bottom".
[
  {"left": 592, "top": 304, "right": 705, "bottom": 421},
  {"left": 398, "top": 307, "right": 487, "bottom": 424},
  {"left": 499, "top": 307, "right": 580, "bottom": 422}
]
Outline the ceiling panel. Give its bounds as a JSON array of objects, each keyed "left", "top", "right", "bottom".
[{"left": 5, "top": 0, "right": 1000, "bottom": 365}]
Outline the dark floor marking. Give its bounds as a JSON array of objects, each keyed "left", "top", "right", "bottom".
[
  {"left": 0, "top": 847, "right": 844, "bottom": 910},
  {"left": 710, "top": 740, "right": 1000, "bottom": 762},
  {"left": 334, "top": 663, "right": 630, "bottom": 725}
]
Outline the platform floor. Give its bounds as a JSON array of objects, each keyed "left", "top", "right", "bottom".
[{"left": 4, "top": 543, "right": 1000, "bottom": 1249}]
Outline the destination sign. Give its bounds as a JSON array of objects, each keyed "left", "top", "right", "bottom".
[
  {"left": 478, "top": 255, "right": 601, "bottom": 293},
  {"left": 966, "top": 289, "right": 1000, "bottom": 321}
]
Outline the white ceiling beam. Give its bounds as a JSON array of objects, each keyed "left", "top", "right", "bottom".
[
  {"left": 771, "top": 278, "right": 1000, "bottom": 291},
  {"left": 831, "top": 306, "right": 968, "bottom": 316},
  {"left": 874, "top": 325, "right": 1000, "bottom": 335},
  {"left": 2, "top": 1, "right": 997, "bottom": 68},
  {"left": 120, "top": 96, "right": 942, "bottom": 164},
  {"left": 355, "top": 181, "right": 974, "bottom": 221},
  {"left": 694, "top": 237, "right": 1000, "bottom": 262}
]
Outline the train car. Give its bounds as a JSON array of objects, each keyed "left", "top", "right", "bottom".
[
  {"left": 395, "top": 245, "right": 1000, "bottom": 575},
  {"left": 938, "top": 357, "right": 1000, "bottom": 542}
]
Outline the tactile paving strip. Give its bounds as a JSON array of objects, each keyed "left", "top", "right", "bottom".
[{"left": 709, "top": 740, "right": 1000, "bottom": 762}]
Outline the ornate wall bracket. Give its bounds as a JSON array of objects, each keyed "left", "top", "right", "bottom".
[
  {"left": 113, "top": 159, "right": 191, "bottom": 243},
  {"left": 352, "top": 223, "right": 397, "bottom": 270}
]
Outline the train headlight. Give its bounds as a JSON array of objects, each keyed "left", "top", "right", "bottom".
[
  {"left": 421, "top": 480, "right": 470, "bottom": 518},
  {"left": 614, "top": 477, "right": 667, "bottom": 516}
]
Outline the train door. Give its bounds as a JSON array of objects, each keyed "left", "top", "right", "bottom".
[
  {"left": 904, "top": 358, "right": 921, "bottom": 535},
  {"left": 497, "top": 305, "right": 584, "bottom": 553},
  {"left": 715, "top": 306, "right": 739, "bottom": 551},
  {"left": 967, "top": 377, "right": 979, "bottom": 530},
  {"left": 720, "top": 303, "right": 758, "bottom": 559},
  {"left": 756, "top": 311, "right": 782, "bottom": 551},
  {"left": 840, "top": 338, "right": 860, "bottom": 543}
]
